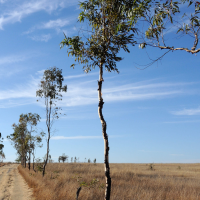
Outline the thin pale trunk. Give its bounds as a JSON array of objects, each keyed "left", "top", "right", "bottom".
[
  {"left": 43, "top": 98, "right": 51, "bottom": 177},
  {"left": 98, "top": 63, "right": 111, "bottom": 200},
  {"left": 28, "top": 150, "right": 31, "bottom": 170},
  {"left": 32, "top": 148, "right": 36, "bottom": 172}
]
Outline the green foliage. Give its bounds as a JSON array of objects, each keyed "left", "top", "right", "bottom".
[
  {"left": 36, "top": 67, "right": 67, "bottom": 119},
  {"left": 7, "top": 113, "right": 43, "bottom": 166},
  {"left": 60, "top": 0, "right": 139, "bottom": 73},
  {"left": 71, "top": 173, "right": 105, "bottom": 191}
]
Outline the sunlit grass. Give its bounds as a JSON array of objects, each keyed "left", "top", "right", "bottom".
[{"left": 18, "top": 163, "right": 200, "bottom": 200}]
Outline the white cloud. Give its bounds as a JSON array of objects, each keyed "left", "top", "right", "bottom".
[
  {"left": 24, "top": 18, "right": 71, "bottom": 34},
  {"left": 0, "top": 0, "right": 7, "bottom": 3},
  {"left": 164, "top": 120, "right": 200, "bottom": 124},
  {"left": 0, "top": 54, "right": 29, "bottom": 65},
  {"left": 51, "top": 135, "right": 123, "bottom": 140},
  {"left": 29, "top": 34, "right": 51, "bottom": 42},
  {"left": 0, "top": 0, "right": 78, "bottom": 29},
  {"left": 0, "top": 72, "right": 197, "bottom": 109},
  {"left": 171, "top": 107, "right": 200, "bottom": 115},
  {"left": 64, "top": 72, "right": 99, "bottom": 80}
]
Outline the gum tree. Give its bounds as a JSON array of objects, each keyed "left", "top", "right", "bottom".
[
  {"left": 7, "top": 113, "right": 43, "bottom": 168},
  {"left": 19, "top": 113, "right": 44, "bottom": 171},
  {"left": 59, "top": 0, "right": 148, "bottom": 199},
  {"left": 36, "top": 67, "right": 67, "bottom": 177},
  {"left": 121, "top": 0, "right": 200, "bottom": 65}
]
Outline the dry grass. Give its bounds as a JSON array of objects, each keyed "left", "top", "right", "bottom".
[
  {"left": 0, "top": 162, "right": 12, "bottom": 167},
  {"left": 18, "top": 163, "right": 200, "bottom": 200}
]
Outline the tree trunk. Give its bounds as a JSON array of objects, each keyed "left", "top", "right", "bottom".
[
  {"left": 28, "top": 151, "right": 31, "bottom": 170},
  {"left": 42, "top": 136, "right": 49, "bottom": 177},
  {"left": 98, "top": 63, "right": 111, "bottom": 200}
]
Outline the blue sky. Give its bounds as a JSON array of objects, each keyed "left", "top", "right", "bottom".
[{"left": 0, "top": 0, "right": 200, "bottom": 163}]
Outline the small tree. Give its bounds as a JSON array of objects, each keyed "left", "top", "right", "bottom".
[
  {"left": 59, "top": 153, "right": 68, "bottom": 163},
  {"left": 88, "top": 158, "right": 91, "bottom": 163},
  {"left": 93, "top": 158, "right": 96, "bottom": 164},
  {"left": 71, "top": 157, "right": 73, "bottom": 163},
  {"left": 36, "top": 67, "right": 67, "bottom": 177},
  {"left": 74, "top": 156, "right": 77, "bottom": 163}
]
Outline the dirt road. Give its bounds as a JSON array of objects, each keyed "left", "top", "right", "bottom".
[{"left": 0, "top": 164, "right": 34, "bottom": 200}]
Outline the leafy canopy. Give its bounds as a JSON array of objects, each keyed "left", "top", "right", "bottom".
[{"left": 60, "top": 0, "right": 151, "bottom": 73}]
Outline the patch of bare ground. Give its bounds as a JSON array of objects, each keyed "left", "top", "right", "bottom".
[
  {"left": 0, "top": 163, "right": 34, "bottom": 200},
  {"left": 18, "top": 163, "right": 200, "bottom": 200}
]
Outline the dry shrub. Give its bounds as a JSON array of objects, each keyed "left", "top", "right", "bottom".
[{"left": 18, "top": 163, "right": 200, "bottom": 200}]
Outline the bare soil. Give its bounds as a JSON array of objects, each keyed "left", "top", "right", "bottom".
[{"left": 0, "top": 164, "right": 34, "bottom": 200}]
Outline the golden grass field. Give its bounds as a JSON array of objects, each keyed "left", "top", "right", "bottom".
[{"left": 17, "top": 163, "right": 200, "bottom": 200}]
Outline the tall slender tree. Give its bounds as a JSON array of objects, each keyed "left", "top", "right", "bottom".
[
  {"left": 36, "top": 67, "right": 67, "bottom": 177},
  {"left": 60, "top": 0, "right": 148, "bottom": 199}
]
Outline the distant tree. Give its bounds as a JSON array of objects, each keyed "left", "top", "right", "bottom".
[
  {"left": 18, "top": 113, "right": 44, "bottom": 171},
  {"left": 8, "top": 118, "right": 30, "bottom": 167},
  {"left": 85, "top": 158, "right": 86, "bottom": 163},
  {"left": 36, "top": 67, "right": 67, "bottom": 177},
  {"left": 93, "top": 158, "right": 96, "bottom": 164},
  {"left": 59, "top": 153, "right": 68, "bottom": 163},
  {"left": 74, "top": 156, "right": 77, "bottom": 163},
  {"left": 15, "top": 156, "right": 21, "bottom": 163},
  {"left": 7, "top": 113, "right": 44, "bottom": 170},
  {"left": 71, "top": 157, "right": 73, "bottom": 163},
  {"left": 88, "top": 158, "right": 91, "bottom": 163},
  {"left": 0, "top": 132, "right": 5, "bottom": 162},
  {"left": 58, "top": 156, "right": 61, "bottom": 163}
]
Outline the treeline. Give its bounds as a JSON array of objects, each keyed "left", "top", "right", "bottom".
[
  {"left": 58, "top": 153, "right": 97, "bottom": 164},
  {"left": 7, "top": 113, "right": 44, "bottom": 171}
]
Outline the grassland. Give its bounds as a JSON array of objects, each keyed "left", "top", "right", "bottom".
[
  {"left": 0, "top": 162, "right": 12, "bottom": 167},
  {"left": 18, "top": 163, "right": 200, "bottom": 200}
]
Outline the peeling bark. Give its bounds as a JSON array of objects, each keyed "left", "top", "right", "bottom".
[{"left": 98, "top": 62, "right": 111, "bottom": 200}]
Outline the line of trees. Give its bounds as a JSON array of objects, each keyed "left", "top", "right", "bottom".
[
  {"left": 7, "top": 113, "right": 44, "bottom": 171},
  {"left": 3, "top": 0, "right": 199, "bottom": 199}
]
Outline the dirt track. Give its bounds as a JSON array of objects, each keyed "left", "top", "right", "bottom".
[{"left": 0, "top": 164, "right": 34, "bottom": 200}]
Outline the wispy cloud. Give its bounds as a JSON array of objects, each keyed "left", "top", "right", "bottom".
[
  {"left": 51, "top": 135, "right": 123, "bottom": 140},
  {"left": 29, "top": 34, "right": 51, "bottom": 42},
  {"left": 171, "top": 107, "right": 200, "bottom": 115},
  {"left": 0, "top": 71, "right": 197, "bottom": 108},
  {"left": 64, "top": 72, "right": 99, "bottom": 80},
  {"left": 24, "top": 18, "right": 71, "bottom": 34},
  {"left": 164, "top": 120, "right": 200, "bottom": 124},
  {"left": 170, "top": 154, "right": 184, "bottom": 156},
  {"left": 0, "top": 54, "right": 30, "bottom": 65},
  {"left": 0, "top": 0, "right": 78, "bottom": 29},
  {"left": 0, "top": 0, "right": 7, "bottom": 3}
]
